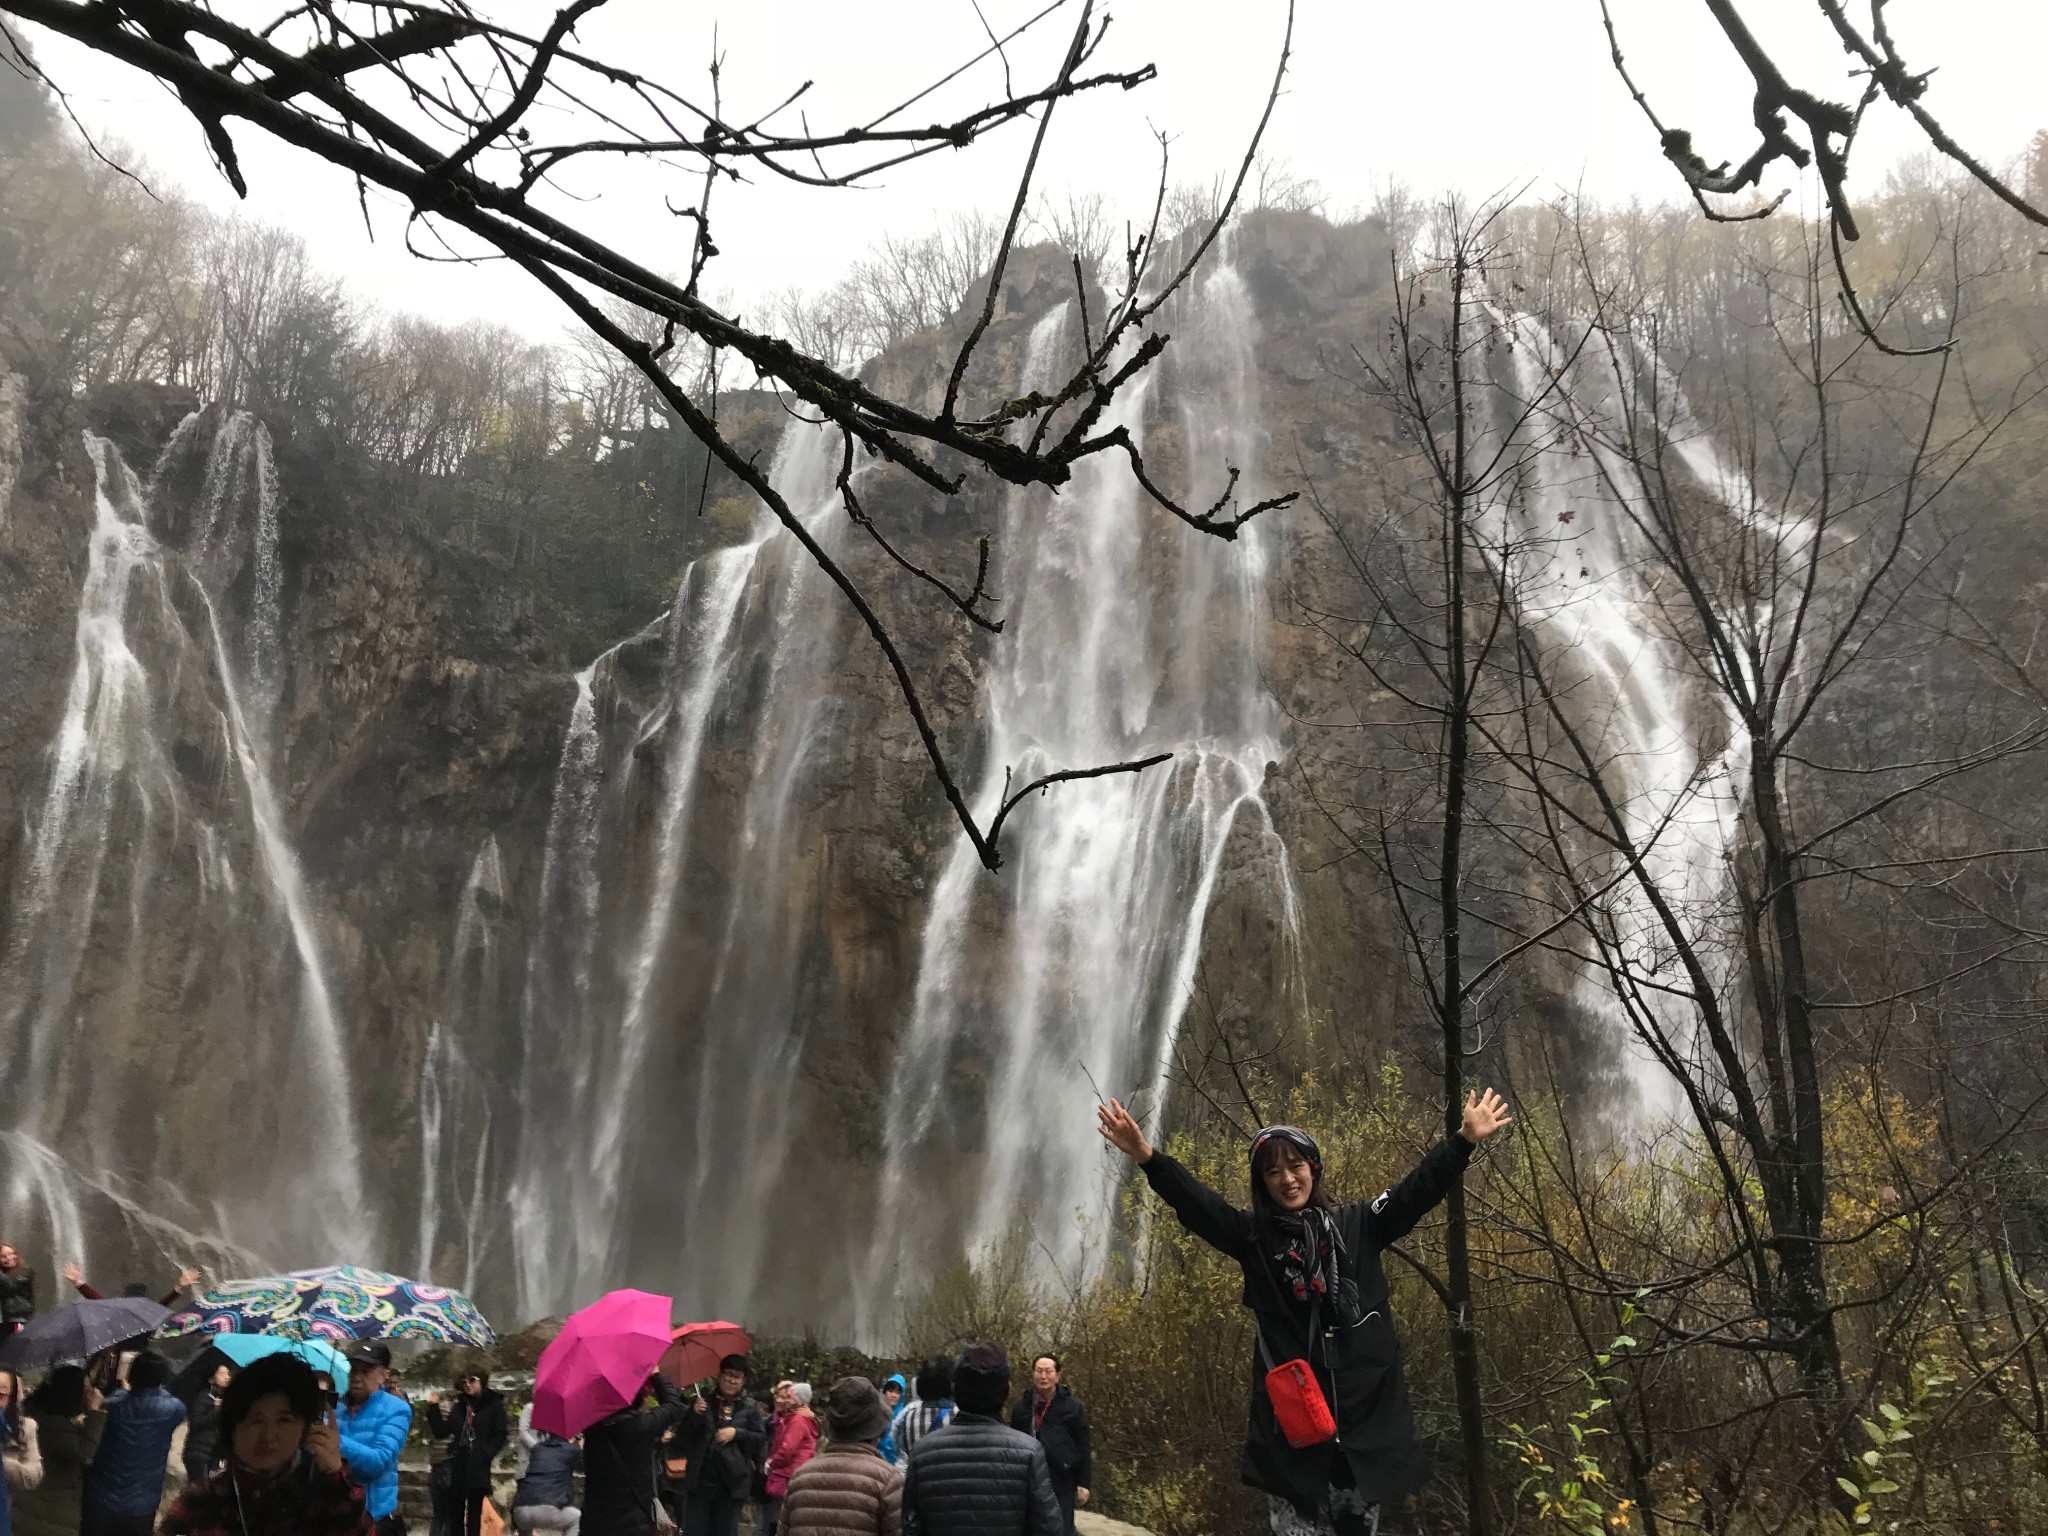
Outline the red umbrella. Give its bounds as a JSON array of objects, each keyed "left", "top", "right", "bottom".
[
  {"left": 532, "top": 1289, "right": 674, "bottom": 1438},
  {"left": 659, "top": 1320, "right": 752, "bottom": 1385}
]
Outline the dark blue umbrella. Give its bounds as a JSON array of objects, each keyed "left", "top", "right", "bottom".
[
  {"left": 159, "top": 1265, "right": 495, "bottom": 1346},
  {"left": 0, "top": 1296, "right": 171, "bottom": 1369}
]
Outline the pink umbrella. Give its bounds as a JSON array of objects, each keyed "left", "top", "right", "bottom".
[
  {"left": 531, "top": 1289, "right": 674, "bottom": 1438},
  {"left": 659, "top": 1321, "right": 752, "bottom": 1386}
]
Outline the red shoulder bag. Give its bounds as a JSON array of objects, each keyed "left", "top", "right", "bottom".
[{"left": 1257, "top": 1311, "right": 1337, "bottom": 1448}]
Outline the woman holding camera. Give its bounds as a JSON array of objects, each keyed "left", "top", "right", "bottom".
[{"left": 158, "top": 1354, "right": 373, "bottom": 1536}]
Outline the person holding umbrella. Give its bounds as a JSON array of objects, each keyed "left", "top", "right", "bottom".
[
  {"left": 336, "top": 1344, "right": 412, "bottom": 1536},
  {"left": 681, "top": 1357, "right": 763, "bottom": 1536},
  {"left": 580, "top": 1376, "right": 695, "bottom": 1536},
  {"left": 159, "top": 1353, "right": 374, "bottom": 1536},
  {"left": 79, "top": 1349, "right": 183, "bottom": 1536}
]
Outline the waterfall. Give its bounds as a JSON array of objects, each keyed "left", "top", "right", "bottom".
[
  {"left": 855, "top": 259, "right": 1298, "bottom": 1336},
  {"left": 1479, "top": 316, "right": 1809, "bottom": 1111},
  {"left": 418, "top": 837, "right": 507, "bottom": 1293},
  {"left": 508, "top": 419, "right": 842, "bottom": 1321},
  {"left": 0, "top": 414, "right": 368, "bottom": 1273},
  {"left": 188, "top": 411, "right": 286, "bottom": 728},
  {"left": 505, "top": 273, "right": 1296, "bottom": 1334}
]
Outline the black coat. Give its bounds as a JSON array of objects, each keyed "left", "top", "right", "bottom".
[
  {"left": 1140, "top": 1135, "right": 1473, "bottom": 1513},
  {"left": 0, "top": 1267, "right": 32, "bottom": 1327},
  {"left": 681, "top": 1391, "right": 764, "bottom": 1502},
  {"left": 581, "top": 1379, "right": 697, "bottom": 1536},
  {"left": 1007, "top": 1387, "right": 1090, "bottom": 1493},
  {"left": 184, "top": 1388, "right": 223, "bottom": 1471},
  {"left": 900, "top": 1412, "right": 1061, "bottom": 1536},
  {"left": 433, "top": 1389, "right": 509, "bottom": 1493}
]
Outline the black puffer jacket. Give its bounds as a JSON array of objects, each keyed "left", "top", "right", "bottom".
[
  {"left": 1140, "top": 1135, "right": 1473, "bottom": 1514},
  {"left": 184, "top": 1387, "right": 224, "bottom": 1472},
  {"left": 900, "top": 1413, "right": 1060, "bottom": 1536},
  {"left": 0, "top": 1268, "right": 32, "bottom": 1329}
]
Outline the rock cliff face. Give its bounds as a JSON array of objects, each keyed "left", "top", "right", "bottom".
[{"left": 5, "top": 210, "right": 2035, "bottom": 1338}]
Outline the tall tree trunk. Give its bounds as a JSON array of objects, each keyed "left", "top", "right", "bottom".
[
  {"left": 1751, "top": 747, "right": 1851, "bottom": 1497},
  {"left": 1438, "top": 246, "right": 1493, "bottom": 1536}
]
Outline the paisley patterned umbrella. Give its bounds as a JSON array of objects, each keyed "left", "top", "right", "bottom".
[{"left": 158, "top": 1264, "right": 496, "bottom": 1346}]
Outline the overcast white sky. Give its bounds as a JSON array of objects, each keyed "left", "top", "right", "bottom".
[{"left": 18, "top": 1, "right": 2048, "bottom": 342}]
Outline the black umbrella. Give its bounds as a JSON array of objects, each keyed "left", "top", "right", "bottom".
[
  {"left": 170, "top": 1343, "right": 236, "bottom": 1406},
  {"left": 0, "top": 1297, "right": 171, "bottom": 1369}
]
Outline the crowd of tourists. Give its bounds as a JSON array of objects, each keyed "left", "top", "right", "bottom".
[
  {"left": 1, "top": 1087, "right": 1511, "bottom": 1536},
  {"left": 0, "top": 1283, "right": 1092, "bottom": 1536}
]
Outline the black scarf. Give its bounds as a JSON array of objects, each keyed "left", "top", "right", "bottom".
[{"left": 1270, "top": 1205, "right": 1344, "bottom": 1306}]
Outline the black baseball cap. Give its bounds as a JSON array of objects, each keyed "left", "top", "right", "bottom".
[{"left": 343, "top": 1341, "right": 392, "bottom": 1368}]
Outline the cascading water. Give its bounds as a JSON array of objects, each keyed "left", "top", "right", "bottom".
[
  {"left": 417, "top": 837, "right": 508, "bottom": 1295},
  {"left": 0, "top": 411, "right": 368, "bottom": 1274},
  {"left": 506, "top": 420, "right": 842, "bottom": 1321},
  {"left": 855, "top": 260, "right": 1299, "bottom": 1337},
  {"left": 1476, "top": 315, "right": 1808, "bottom": 1111},
  {"left": 497, "top": 257, "right": 1301, "bottom": 1336}
]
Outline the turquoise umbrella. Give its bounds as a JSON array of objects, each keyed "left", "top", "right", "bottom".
[{"left": 208, "top": 1334, "right": 352, "bottom": 1391}]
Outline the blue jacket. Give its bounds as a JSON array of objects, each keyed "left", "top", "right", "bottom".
[
  {"left": 336, "top": 1389, "right": 414, "bottom": 1520},
  {"left": 877, "top": 1376, "right": 909, "bottom": 1466},
  {"left": 83, "top": 1387, "right": 185, "bottom": 1517}
]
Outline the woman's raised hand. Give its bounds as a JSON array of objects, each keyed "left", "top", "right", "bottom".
[
  {"left": 1096, "top": 1097, "right": 1154, "bottom": 1163},
  {"left": 1459, "top": 1087, "right": 1513, "bottom": 1144}
]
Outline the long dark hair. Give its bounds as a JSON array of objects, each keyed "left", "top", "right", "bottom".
[{"left": 26, "top": 1364, "right": 88, "bottom": 1419}]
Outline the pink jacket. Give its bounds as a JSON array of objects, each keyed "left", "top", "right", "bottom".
[{"left": 763, "top": 1410, "right": 820, "bottom": 1498}]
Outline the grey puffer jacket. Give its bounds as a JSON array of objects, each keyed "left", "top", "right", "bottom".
[{"left": 899, "top": 1414, "right": 1059, "bottom": 1536}]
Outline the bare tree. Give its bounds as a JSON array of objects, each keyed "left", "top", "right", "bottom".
[
  {"left": 1475, "top": 190, "right": 2048, "bottom": 1520},
  {"left": 1601, "top": 1, "right": 2048, "bottom": 356},
  {"left": 0, "top": 0, "right": 1299, "bottom": 869}
]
